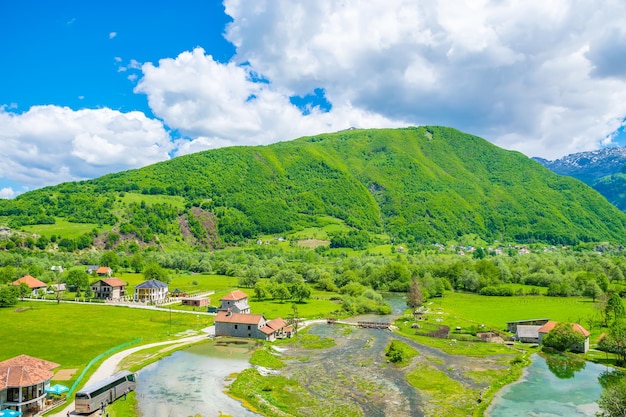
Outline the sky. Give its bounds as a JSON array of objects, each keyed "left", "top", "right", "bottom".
[{"left": 2, "top": 0, "right": 626, "bottom": 199}]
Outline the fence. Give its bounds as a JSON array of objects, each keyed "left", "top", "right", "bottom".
[{"left": 67, "top": 338, "right": 142, "bottom": 397}]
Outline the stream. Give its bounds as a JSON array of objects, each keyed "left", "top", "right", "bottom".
[{"left": 135, "top": 294, "right": 608, "bottom": 416}]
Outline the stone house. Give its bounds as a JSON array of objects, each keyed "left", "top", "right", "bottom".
[{"left": 218, "top": 290, "right": 251, "bottom": 314}]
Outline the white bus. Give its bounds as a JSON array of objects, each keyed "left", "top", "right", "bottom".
[{"left": 74, "top": 370, "right": 136, "bottom": 414}]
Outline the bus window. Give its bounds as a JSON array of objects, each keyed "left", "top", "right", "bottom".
[
  {"left": 75, "top": 393, "right": 90, "bottom": 399},
  {"left": 127, "top": 374, "right": 135, "bottom": 382}
]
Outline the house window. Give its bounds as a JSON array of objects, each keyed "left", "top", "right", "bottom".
[
  {"left": 247, "top": 325, "right": 251, "bottom": 330},
  {"left": 235, "top": 325, "right": 238, "bottom": 329}
]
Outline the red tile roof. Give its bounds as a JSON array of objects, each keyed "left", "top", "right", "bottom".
[
  {"left": 266, "top": 318, "right": 287, "bottom": 331},
  {"left": 215, "top": 311, "right": 264, "bottom": 325},
  {"left": 96, "top": 267, "right": 112, "bottom": 274},
  {"left": 259, "top": 326, "right": 275, "bottom": 335},
  {"left": 101, "top": 278, "right": 126, "bottom": 287},
  {"left": 538, "top": 321, "right": 590, "bottom": 337},
  {"left": 0, "top": 355, "right": 60, "bottom": 390},
  {"left": 220, "top": 290, "right": 249, "bottom": 301},
  {"left": 12, "top": 275, "right": 47, "bottom": 289}
]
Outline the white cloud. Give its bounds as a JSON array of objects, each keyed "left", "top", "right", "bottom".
[
  {"left": 135, "top": 48, "right": 405, "bottom": 152},
  {"left": 109, "top": 32, "right": 117, "bottom": 39},
  {"left": 0, "top": 187, "right": 17, "bottom": 199},
  {"left": 217, "top": 0, "right": 626, "bottom": 159},
  {"left": 0, "top": 106, "right": 173, "bottom": 189}
]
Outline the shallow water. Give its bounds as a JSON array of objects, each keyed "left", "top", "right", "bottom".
[
  {"left": 487, "top": 354, "right": 606, "bottom": 417},
  {"left": 136, "top": 339, "right": 262, "bottom": 417}
]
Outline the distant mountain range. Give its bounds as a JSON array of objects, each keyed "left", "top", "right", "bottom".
[
  {"left": 533, "top": 147, "right": 626, "bottom": 211},
  {"left": 2, "top": 126, "right": 626, "bottom": 248}
]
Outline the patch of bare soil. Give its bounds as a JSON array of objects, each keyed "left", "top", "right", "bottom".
[
  {"left": 54, "top": 369, "right": 77, "bottom": 380},
  {"left": 297, "top": 238, "right": 329, "bottom": 248}
]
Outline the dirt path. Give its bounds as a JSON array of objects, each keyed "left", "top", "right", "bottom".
[{"left": 50, "top": 328, "right": 214, "bottom": 417}]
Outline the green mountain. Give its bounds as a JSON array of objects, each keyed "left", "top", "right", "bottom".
[{"left": 2, "top": 126, "right": 626, "bottom": 247}]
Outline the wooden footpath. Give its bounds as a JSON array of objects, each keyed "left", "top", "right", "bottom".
[{"left": 326, "top": 318, "right": 390, "bottom": 329}]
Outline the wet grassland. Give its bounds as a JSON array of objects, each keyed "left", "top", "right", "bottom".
[
  {"left": 229, "top": 322, "right": 524, "bottom": 417},
  {"left": 228, "top": 291, "right": 607, "bottom": 417}
]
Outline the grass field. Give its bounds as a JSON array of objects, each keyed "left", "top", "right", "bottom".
[
  {"left": 21, "top": 219, "right": 110, "bottom": 239},
  {"left": 116, "top": 193, "right": 186, "bottom": 209},
  {"left": 428, "top": 291, "right": 601, "bottom": 337},
  {"left": 0, "top": 301, "right": 213, "bottom": 388}
]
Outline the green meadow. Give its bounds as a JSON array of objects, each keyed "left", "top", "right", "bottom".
[
  {"left": 0, "top": 301, "right": 213, "bottom": 387},
  {"left": 428, "top": 291, "right": 600, "bottom": 333},
  {"left": 116, "top": 192, "right": 186, "bottom": 209},
  {"left": 21, "top": 219, "right": 110, "bottom": 239}
]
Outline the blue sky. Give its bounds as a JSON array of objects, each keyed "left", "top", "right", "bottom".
[{"left": 2, "top": 1, "right": 626, "bottom": 198}]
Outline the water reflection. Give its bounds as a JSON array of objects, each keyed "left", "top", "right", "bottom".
[
  {"left": 487, "top": 354, "right": 605, "bottom": 417},
  {"left": 543, "top": 353, "right": 586, "bottom": 379},
  {"left": 136, "top": 339, "right": 262, "bottom": 417}
]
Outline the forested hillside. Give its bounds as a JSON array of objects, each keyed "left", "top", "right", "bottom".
[{"left": 1, "top": 126, "right": 626, "bottom": 249}]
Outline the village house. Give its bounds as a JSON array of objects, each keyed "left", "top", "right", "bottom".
[
  {"left": 134, "top": 279, "right": 168, "bottom": 303},
  {"left": 214, "top": 311, "right": 292, "bottom": 341},
  {"left": 12, "top": 275, "right": 47, "bottom": 296},
  {"left": 0, "top": 354, "right": 60, "bottom": 415},
  {"left": 91, "top": 278, "right": 126, "bottom": 300},
  {"left": 95, "top": 267, "right": 113, "bottom": 277},
  {"left": 85, "top": 265, "right": 99, "bottom": 274},
  {"left": 218, "top": 290, "right": 251, "bottom": 314},
  {"left": 538, "top": 321, "right": 590, "bottom": 353}
]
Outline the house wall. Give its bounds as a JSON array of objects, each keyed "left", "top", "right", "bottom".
[
  {"left": 182, "top": 299, "right": 209, "bottom": 307},
  {"left": 135, "top": 287, "right": 168, "bottom": 302},
  {"left": 219, "top": 298, "right": 250, "bottom": 313},
  {"left": 215, "top": 322, "right": 268, "bottom": 339}
]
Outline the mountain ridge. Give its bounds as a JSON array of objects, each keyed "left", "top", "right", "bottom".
[
  {"left": 2, "top": 126, "right": 626, "bottom": 248},
  {"left": 533, "top": 146, "right": 626, "bottom": 211}
]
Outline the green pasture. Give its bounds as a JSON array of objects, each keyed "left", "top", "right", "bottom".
[
  {"left": 21, "top": 219, "right": 109, "bottom": 239},
  {"left": 428, "top": 292, "right": 601, "bottom": 333},
  {"left": 0, "top": 301, "right": 213, "bottom": 383},
  {"left": 116, "top": 192, "right": 186, "bottom": 209}
]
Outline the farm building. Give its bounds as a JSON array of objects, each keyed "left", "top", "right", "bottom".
[
  {"left": 134, "top": 279, "right": 168, "bottom": 303},
  {"left": 515, "top": 325, "right": 543, "bottom": 343},
  {"left": 91, "top": 278, "right": 126, "bottom": 300},
  {"left": 0, "top": 354, "right": 60, "bottom": 415},
  {"left": 506, "top": 318, "right": 550, "bottom": 333},
  {"left": 181, "top": 296, "right": 210, "bottom": 307},
  {"left": 218, "top": 290, "right": 251, "bottom": 314},
  {"left": 538, "top": 321, "right": 590, "bottom": 353}
]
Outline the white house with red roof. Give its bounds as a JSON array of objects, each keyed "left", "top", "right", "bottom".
[
  {"left": 214, "top": 290, "right": 291, "bottom": 340},
  {"left": 219, "top": 290, "right": 251, "bottom": 314},
  {"left": 12, "top": 276, "right": 47, "bottom": 296},
  {"left": 0, "top": 354, "right": 60, "bottom": 415},
  {"left": 91, "top": 278, "right": 127, "bottom": 300},
  {"left": 215, "top": 311, "right": 292, "bottom": 341},
  {"left": 538, "top": 321, "right": 590, "bottom": 353}
]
